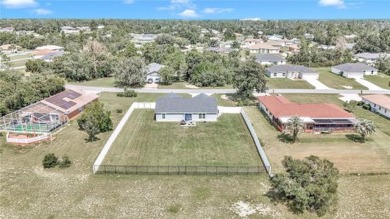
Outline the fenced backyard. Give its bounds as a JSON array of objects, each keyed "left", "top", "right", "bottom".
[
  {"left": 95, "top": 165, "right": 264, "bottom": 175},
  {"left": 93, "top": 102, "right": 272, "bottom": 176}
]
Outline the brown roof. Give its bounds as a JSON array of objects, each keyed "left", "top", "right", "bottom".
[
  {"left": 361, "top": 95, "right": 390, "bottom": 109},
  {"left": 249, "top": 42, "right": 279, "bottom": 50},
  {"left": 258, "top": 95, "right": 354, "bottom": 118},
  {"left": 32, "top": 49, "right": 57, "bottom": 56},
  {"left": 41, "top": 89, "right": 98, "bottom": 113}
]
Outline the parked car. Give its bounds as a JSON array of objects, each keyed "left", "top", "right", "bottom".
[
  {"left": 147, "top": 78, "right": 153, "bottom": 84},
  {"left": 155, "top": 78, "right": 160, "bottom": 83}
]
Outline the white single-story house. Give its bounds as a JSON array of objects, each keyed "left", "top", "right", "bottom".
[
  {"left": 256, "top": 54, "right": 286, "bottom": 66},
  {"left": 146, "top": 63, "right": 165, "bottom": 83},
  {"left": 361, "top": 95, "right": 390, "bottom": 118},
  {"left": 331, "top": 63, "right": 378, "bottom": 79},
  {"left": 266, "top": 64, "right": 319, "bottom": 79},
  {"left": 354, "top": 53, "right": 389, "bottom": 66},
  {"left": 155, "top": 93, "right": 218, "bottom": 122}
]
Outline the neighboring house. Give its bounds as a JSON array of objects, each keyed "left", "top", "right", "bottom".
[
  {"left": 361, "top": 95, "right": 390, "bottom": 118},
  {"left": 40, "top": 51, "right": 64, "bottom": 62},
  {"left": 243, "top": 38, "right": 263, "bottom": 48},
  {"left": 266, "top": 64, "right": 319, "bottom": 80},
  {"left": 0, "top": 27, "right": 14, "bottom": 32},
  {"left": 267, "top": 34, "right": 283, "bottom": 41},
  {"left": 288, "top": 44, "right": 300, "bottom": 53},
  {"left": 204, "top": 47, "right": 232, "bottom": 54},
  {"left": 249, "top": 42, "right": 280, "bottom": 54},
  {"left": 354, "top": 53, "right": 388, "bottom": 66},
  {"left": 258, "top": 95, "right": 357, "bottom": 132},
  {"left": 331, "top": 63, "right": 378, "bottom": 79},
  {"left": 34, "top": 45, "right": 64, "bottom": 52},
  {"left": 32, "top": 45, "right": 65, "bottom": 59},
  {"left": 61, "top": 26, "right": 79, "bottom": 34},
  {"left": 146, "top": 63, "right": 165, "bottom": 83},
  {"left": 256, "top": 54, "right": 286, "bottom": 66},
  {"left": 155, "top": 93, "right": 218, "bottom": 122},
  {"left": 0, "top": 44, "right": 21, "bottom": 53},
  {"left": 132, "top": 33, "right": 157, "bottom": 44}
]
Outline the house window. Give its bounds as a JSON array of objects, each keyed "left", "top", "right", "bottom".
[
  {"left": 199, "top": 113, "right": 206, "bottom": 119},
  {"left": 379, "top": 106, "right": 381, "bottom": 110},
  {"left": 371, "top": 71, "right": 374, "bottom": 74},
  {"left": 282, "top": 73, "right": 286, "bottom": 77},
  {"left": 273, "top": 73, "right": 277, "bottom": 77},
  {"left": 162, "top": 114, "right": 166, "bottom": 119}
]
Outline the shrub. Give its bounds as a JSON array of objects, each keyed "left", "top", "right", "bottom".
[
  {"left": 42, "top": 153, "right": 58, "bottom": 168},
  {"left": 362, "top": 103, "right": 371, "bottom": 110},
  {"left": 58, "top": 155, "right": 72, "bottom": 168},
  {"left": 117, "top": 90, "right": 137, "bottom": 97},
  {"left": 116, "top": 109, "right": 123, "bottom": 113}
]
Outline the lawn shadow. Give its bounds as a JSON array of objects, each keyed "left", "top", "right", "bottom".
[
  {"left": 84, "top": 137, "right": 101, "bottom": 143},
  {"left": 345, "top": 134, "right": 364, "bottom": 143},
  {"left": 277, "top": 133, "right": 294, "bottom": 144}
]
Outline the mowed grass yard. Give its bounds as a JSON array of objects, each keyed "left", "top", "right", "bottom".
[
  {"left": 365, "top": 73, "right": 390, "bottom": 89},
  {"left": 103, "top": 110, "right": 261, "bottom": 166},
  {"left": 244, "top": 93, "right": 390, "bottom": 174},
  {"left": 316, "top": 67, "right": 368, "bottom": 90},
  {"left": 1, "top": 93, "right": 390, "bottom": 218},
  {"left": 67, "top": 76, "right": 116, "bottom": 87},
  {"left": 267, "top": 78, "right": 315, "bottom": 89}
]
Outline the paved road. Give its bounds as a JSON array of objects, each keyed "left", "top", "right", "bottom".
[{"left": 65, "top": 84, "right": 390, "bottom": 95}]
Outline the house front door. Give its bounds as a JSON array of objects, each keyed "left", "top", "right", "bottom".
[{"left": 184, "top": 114, "right": 192, "bottom": 121}]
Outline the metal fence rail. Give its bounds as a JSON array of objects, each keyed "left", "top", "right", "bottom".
[{"left": 95, "top": 165, "right": 264, "bottom": 175}]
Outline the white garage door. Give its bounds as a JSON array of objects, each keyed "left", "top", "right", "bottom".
[{"left": 301, "top": 73, "right": 319, "bottom": 80}]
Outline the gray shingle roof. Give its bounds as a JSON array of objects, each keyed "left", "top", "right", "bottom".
[
  {"left": 355, "top": 53, "right": 388, "bottom": 60},
  {"left": 333, "top": 63, "right": 377, "bottom": 72},
  {"left": 155, "top": 93, "right": 218, "bottom": 113},
  {"left": 256, "top": 54, "right": 286, "bottom": 62},
  {"left": 147, "top": 63, "right": 165, "bottom": 74},
  {"left": 266, "top": 64, "right": 316, "bottom": 73}
]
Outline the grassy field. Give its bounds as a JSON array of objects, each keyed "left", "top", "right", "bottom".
[
  {"left": 365, "top": 73, "right": 390, "bottom": 89},
  {"left": 103, "top": 110, "right": 261, "bottom": 166},
  {"left": 10, "top": 59, "right": 29, "bottom": 68},
  {"left": 1, "top": 92, "right": 390, "bottom": 218},
  {"left": 267, "top": 78, "right": 315, "bottom": 89},
  {"left": 9, "top": 54, "right": 33, "bottom": 60},
  {"left": 213, "top": 94, "right": 238, "bottom": 107},
  {"left": 244, "top": 93, "right": 390, "bottom": 174},
  {"left": 316, "top": 67, "right": 368, "bottom": 90},
  {"left": 67, "top": 77, "right": 116, "bottom": 87}
]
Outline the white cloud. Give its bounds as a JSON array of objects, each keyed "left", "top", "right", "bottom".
[
  {"left": 157, "top": 5, "right": 178, "bottom": 11},
  {"left": 203, "top": 8, "right": 234, "bottom": 14},
  {"left": 1, "top": 0, "right": 37, "bottom": 8},
  {"left": 33, "top": 8, "right": 52, "bottom": 15},
  {"left": 319, "top": 0, "right": 345, "bottom": 8},
  {"left": 171, "top": 0, "right": 189, "bottom": 4},
  {"left": 179, "top": 9, "right": 198, "bottom": 17},
  {"left": 123, "top": 0, "right": 134, "bottom": 4}
]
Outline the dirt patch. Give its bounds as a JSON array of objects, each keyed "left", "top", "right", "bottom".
[
  {"left": 185, "top": 84, "right": 199, "bottom": 89},
  {"left": 230, "top": 201, "right": 281, "bottom": 218}
]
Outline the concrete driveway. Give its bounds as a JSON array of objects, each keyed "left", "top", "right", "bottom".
[
  {"left": 355, "top": 78, "right": 383, "bottom": 90},
  {"left": 305, "top": 78, "right": 332, "bottom": 90}
]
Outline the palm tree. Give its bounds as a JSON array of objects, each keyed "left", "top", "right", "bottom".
[
  {"left": 354, "top": 119, "right": 376, "bottom": 142},
  {"left": 286, "top": 116, "right": 305, "bottom": 143}
]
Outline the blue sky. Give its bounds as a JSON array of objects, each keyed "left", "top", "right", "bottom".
[{"left": 1, "top": 0, "right": 389, "bottom": 19}]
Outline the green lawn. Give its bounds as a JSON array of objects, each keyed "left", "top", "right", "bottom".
[
  {"left": 244, "top": 93, "right": 390, "bottom": 174},
  {"left": 316, "top": 67, "right": 368, "bottom": 90},
  {"left": 103, "top": 110, "right": 261, "bottom": 166},
  {"left": 212, "top": 94, "right": 238, "bottom": 107},
  {"left": 267, "top": 78, "right": 315, "bottom": 89},
  {"left": 67, "top": 77, "right": 116, "bottom": 87},
  {"left": 9, "top": 54, "right": 33, "bottom": 60},
  {"left": 1, "top": 92, "right": 389, "bottom": 218},
  {"left": 365, "top": 73, "right": 390, "bottom": 89},
  {"left": 10, "top": 59, "right": 29, "bottom": 67}
]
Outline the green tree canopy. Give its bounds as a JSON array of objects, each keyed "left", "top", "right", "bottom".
[
  {"left": 113, "top": 57, "right": 146, "bottom": 87},
  {"left": 269, "top": 155, "right": 339, "bottom": 217},
  {"left": 233, "top": 59, "right": 267, "bottom": 98}
]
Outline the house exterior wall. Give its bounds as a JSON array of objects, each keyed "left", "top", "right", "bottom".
[
  {"left": 155, "top": 113, "right": 218, "bottom": 122},
  {"left": 331, "top": 67, "right": 377, "bottom": 79},
  {"left": 362, "top": 99, "right": 390, "bottom": 118},
  {"left": 266, "top": 70, "right": 287, "bottom": 78},
  {"left": 258, "top": 60, "right": 286, "bottom": 66},
  {"left": 146, "top": 72, "right": 160, "bottom": 82}
]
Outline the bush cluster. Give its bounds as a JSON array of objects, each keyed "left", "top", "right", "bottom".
[
  {"left": 116, "top": 90, "right": 137, "bottom": 97},
  {"left": 42, "top": 153, "right": 72, "bottom": 169}
]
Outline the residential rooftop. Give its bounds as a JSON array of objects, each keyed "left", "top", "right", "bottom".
[
  {"left": 266, "top": 64, "right": 316, "bottom": 73},
  {"left": 333, "top": 63, "right": 377, "bottom": 72},
  {"left": 361, "top": 95, "right": 390, "bottom": 109},
  {"left": 155, "top": 93, "right": 218, "bottom": 114},
  {"left": 256, "top": 54, "right": 286, "bottom": 62}
]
